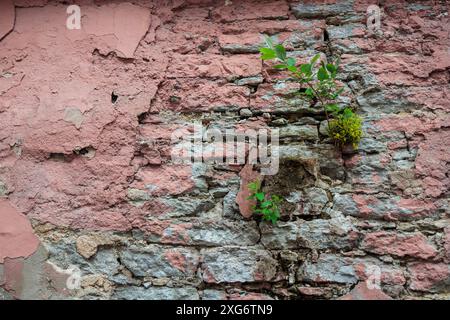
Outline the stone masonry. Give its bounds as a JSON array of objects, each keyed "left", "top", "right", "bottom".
[{"left": 0, "top": 0, "right": 449, "bottom": 300}]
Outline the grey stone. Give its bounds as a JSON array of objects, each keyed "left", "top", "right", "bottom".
[
  {"left": 284, "top": 30, "right": 322, "bottom": 49},
  {"left": 271, "top": 118, "right": 288, "bottom": 126},
  {"left": 291, "top": 1, "right": 354, "bottom": 18},
  {"left": 356, "top": 90, "right": 417, "bottom": 114},
  {"left": 319, "top": 121, "right": 329, "bottom": 136},
  {"left": 201, "top": 289, "right": 227, "bottom": 300},
  {"left": 358, "top": 137, "right": 386, "bottom": 153},
  {"left": 145, "top": 219, "right": 260, "bottom": 247},
  {"left": 279, "top": 145, "right": 318, "bottom": 162},
  {"left": 300, "top": 187, "right": 329, "bottom": 215},
  {"left": 209, "top": 187, "right": 229, "bottom": 198},
  {"left": 187, "top": 220, "right": 260, "bottom": 246},
  {"left": 90, "top": 249, "right": 121, "bottom": 276},
  {"left": 395, "top": 160, "right": 415, "bottom": 170},
  {"left": 127, "top": 188, "right": 150, "bottom": 207},
  {"left": 221, "top": 44, "right": 260, "bottom": 54},
  {"left": 120, "top": 245, "right": 199, "bottom": 278},
  {"left": 113, "top": 286, "right": 199, "bottom": 300},
  {"left": 298, "top": 253, "right": 405, "bottom": 286},
  {"left": 299, "top": 254, "right": 358, "bottom": 284},
  {"left": 262, "top": 112, "right": 271, "bottom": 119},
  {"left": 280, "top": 125, "right": 319, "bottom": 141},
  {"left": 293, "top": 117, "right": 319, "bottom": 125},
  {"left": 223, "top": 188, "right": 239, "bottom": 218},
  {"left": 333, "top": 193, "right": 360, "bottom": 216},
  {"left": 46, "top": 242, "right": 118, "bottom": 279},
  {"left": 239, "top": 108, "right": 253, "bottom": 117},
  {"left": 235, "top": 76, "right": 264, "bottom": 86},
  {"left": 161, "top": 197, "right": 215, "bottom": 219},
  {"left": 392, "top": 149, "right": 413, "bottom": 160},
  {"left": 260, "top": 211, "right": 356, "bottom": 250},
  {"left": 317, "top": 148, "right": 346, "bottom": 181},
  {"left": 0, "top": 287, "right": 13, "bottom": 300},
  {"left": 331, "top": 40, "right": 363, "bottom": 54},
  {"left": 201, "top": 247, "right": 278, "bottom": 283},
  {"left": 0, "top": 180, "right": 7, "bottom": 196},
  {"left": 327, "top": 23, "right": 366, "bottom": 40}
]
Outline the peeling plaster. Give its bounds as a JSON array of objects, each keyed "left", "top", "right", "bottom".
[
  {"left": 0, "top": 0, "right": 15, "bottom": 41},
  {"left": 0, "top": 199, "right": 40, "bottom": 264}
]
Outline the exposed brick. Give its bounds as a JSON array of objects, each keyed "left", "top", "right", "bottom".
[
  {"left": 201, "top": 247, "right": 279, "bottom": 283},
  {"left": 408, "top": 262, "right": 450, "bottom": 292},
  {"left": 361, "top": 231, "right": 438, "bottom": 260}
]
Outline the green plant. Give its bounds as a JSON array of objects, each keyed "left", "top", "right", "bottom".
[
  {"left": 247, "top": 180, "right": 282, "bottom": 224},
  {"left": 259, "top": 35, "right": 363, "bottom": 149},
  {"left": 328, "top": 108, "right": 363, "bottom": 148}
]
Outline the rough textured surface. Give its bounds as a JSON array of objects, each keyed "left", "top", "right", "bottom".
[
  {"left": 0, "top": 200, "right": 39, "bottom": 263},
  {"left": 0, "top": 0, "right": 15, "bottom": 41},
  {"left": 0, "top": 0, "right": 449, "bottom": 300}
]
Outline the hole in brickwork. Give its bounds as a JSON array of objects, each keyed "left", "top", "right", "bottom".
[
  {"left": 111, "top": 92, "right": 118, "bottom": 104},
  {"left": 48, "top": 153, "right": 72, "bottom": 162},
  {"left": 263, "top": 160, "right": 316, "bottom": 220},
  {"left": 323, "top": 29, "right": 329, "bottom": 42}
]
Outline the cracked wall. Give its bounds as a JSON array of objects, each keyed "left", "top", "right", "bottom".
[{"left": 0, "top": 0, "right": 449, "bottom": 300}]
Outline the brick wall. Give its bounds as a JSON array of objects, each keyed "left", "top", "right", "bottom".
[{"left": 0, "top": 0, "right": 449, "bottom": 300}]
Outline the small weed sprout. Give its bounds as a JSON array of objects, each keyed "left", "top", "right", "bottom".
[
  {"left": 247, "top": 180, "right": 283, "bottom": 224},
  {"left": 259, "top": 35, "right": 363, "bottom": 149}
]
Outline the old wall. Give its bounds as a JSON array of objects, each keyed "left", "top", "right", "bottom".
[{"left": 0, "top": 0, "right": 449, "bottom": 300}]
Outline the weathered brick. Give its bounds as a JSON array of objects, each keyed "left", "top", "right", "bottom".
[
  {"left": 120, "top": 245, "right": 199, "bottom": 278},
  {"left": 211, "top": 1, "right": 289, "bottom": 22},
  {"left": 113, "top": 286, "right": 199, "bottom": 300},
  {"left": 361, "top": 231, "right": 438, "bottom": 260},
  {"left": 145, "top": 219, "right": 260, "bottom": 247},
  {"left": 298, "top": 253, "right": 406, "bottom": 286},
  {"left": 201, "top": 247, "right": 279, "bottom": 283},
  {"left": 338, "top": 282, "right": 393, "bottom": 300},
  {"left": 333, "top": 193, "right": 436, "bottom": 221},
  {"left": 260, "top": 212, "right": 358, "bottom": 250},
  {"left": 131, "top": 165, "right": 194, "bottom": 196},
  {"left": 151, "top": 79, "right": 249, "bottom": 112},
  {"left": 167, "top": 54, "right": 261, "bottom": 79},
  {"left": 408, "top": 262, "right": 450, "bottom": 292},
  {"left": 291, "top": 1, "right": 355, "bottom": 19}
]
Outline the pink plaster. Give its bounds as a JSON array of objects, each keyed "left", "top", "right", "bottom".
[
  {"left": 236, "top": 163, "right": 261, "bottom": 219},
  {"left": 0, "top": 199, "right": 39, "bottom": 263},
  {"left": 0, "top": 0, "right": 15, "bottom": 41}
]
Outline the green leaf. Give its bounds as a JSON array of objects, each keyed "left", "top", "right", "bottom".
[
  {"left": 274, "top": 44, "right": 286, "bottom": 61},
  {"left": 342, "top": 108, "right": 354, "bottom": 119},
  {"left": 272, "top": 195, "right": 282, "bottom": 203},
  {"left": 259, "top": 47, "right": 275, "bottom": 55},
  {"left": 300, "top": 63, "right": 312, "bottom": 75},
  {"left": 261, "top": 201, "right": 272, "bottom": 208},
  {"left": 273, "top": 64, "right": 287, "bottom": 69},
  {"left": 255, "top": 192, "right": 265, "bottom": 201},
  {"left": 304, "top": 88, "right": 314, "bottom": 98},
  {"left": 287, "top": 65, "right": 298, "bottom": 72},
  {"left": 261, "top": 52, "right": 277, "bottom": 60},
  {"left": 286, "top": 57, "right": 296, "bottom": 67},
  {"left": 317, "top": 66, "right": 329, "bottom": 81},
  {"left": 326, "top": 103, "right": 340, "bottom": 113},
  {"left": 326, "top": 63, "right": 336, "bottom": 74},
  {"left": 247, "top": 181, "right": 260, "bottom": 192},
  {"left": 310, "top": 53, "right": 321, "bottom": 66}
]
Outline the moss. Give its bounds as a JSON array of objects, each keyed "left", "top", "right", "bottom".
[{"left": 328, "top": 110, "right": 363, "bottom": 149}]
